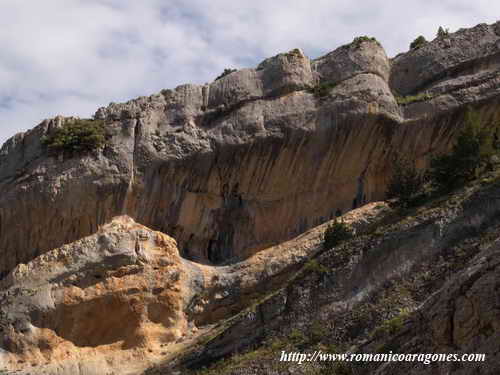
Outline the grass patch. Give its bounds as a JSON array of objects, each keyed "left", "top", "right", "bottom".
[
  {"left": 304, "top": 259, "right": 329, "bottom": 275},
  {"left": 395, "top": 92, "right": 433, "bottom": 105},
  {"left": 371, "top": 308, "right": 410, "bottom": 339},
  {"left": 289, "top": 328, "right": 308, "bottom": 345},
  {"left": 193, "top": 336, "right": 290, "bottom": 375}
]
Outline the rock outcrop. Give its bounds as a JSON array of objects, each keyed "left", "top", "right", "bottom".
[
  {"left": 163, "top": 169, "right": 500, "bottom": 375},
  {"left": 2, "top": 22, "right": 500, "bottom": 277},
  {"left": 1, "top": 21, "right": 500, "bottom": 375},
  {"left": 0, "top": 205, "right": 386, "bottom": 374},
  {"left": 0, "top": 216, "right": 190, "bottom": 374}
]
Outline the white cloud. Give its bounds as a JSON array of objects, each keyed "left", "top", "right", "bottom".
[{"left": 1, "top": 0, "right": 499, "bottom": 145}]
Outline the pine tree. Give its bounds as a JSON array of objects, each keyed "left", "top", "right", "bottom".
[{"left": 429, "top": 110, "right": 497, "bottom": 191}]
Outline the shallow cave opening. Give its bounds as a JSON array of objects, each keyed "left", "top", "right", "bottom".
[
  {"left": 32, "top": 295, "right": 142, "bottom": 348},
  {"left": 207, "top": 238, "right": 217, "bottom": 263}
]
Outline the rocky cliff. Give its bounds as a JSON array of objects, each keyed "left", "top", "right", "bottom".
[
  {"left": 162, "top": 167, "right": 500, "bottom": 375},
  {"left": 1, "top": 20, "right": 500, "bottom": 375},
  {"left": 2, "top": 22, "right": 500, "bottom": 278},
  {"left": 0, "top": 204, "right": 385, "bottom": 374}
]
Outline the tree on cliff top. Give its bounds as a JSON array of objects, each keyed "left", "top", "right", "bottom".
[
  {"left": 410, "top": 35, "right": 427, "bottom": 50},
  {"left": 437, "top": 26, "right": 449, "bottom": 38},
  {"left": 41, "top": 119, "right": 106, "bottom": 156}
]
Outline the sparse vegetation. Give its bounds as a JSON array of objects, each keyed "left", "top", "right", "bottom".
[
  {"left": 193, "top": 344, "right": 286, "bottom": 374},
  {"left": 285, "top": 48, "right": 303, "bottom": 58},
  {"left": 324, "top": 220, "right": 353, "bottom": 250},
  {"left": 352, "top": 35, "right": 379, "bottom": 47},
  {"left": 41, "top": 118, "right": 106, "bottom": 156},
  {"left": 429, "top": 110, "right": 499, "bottom": 192},
  {"left": 308, "top": 82, "right": 337, "bottom": 98},
  {"left": 395, "top": 92, "right": 433, "bottom": 105},
  {"left": 409, "top": 35, "right": 427, "bottom": 50},
  {"left": 289, "top": 328, "right": 307, "bottom": 344},
  {"left": 371, "top": 308, "right": 410, "bottom": 339},
  {"left": 375, "top": 340, "right": 400, "bottom": 354},
  {"left": 386, "top": 154, "right": 426, "bottom": 208},
  {"left": 320, "top": 362, "right": 353, "bottom": 375},
  {"left": 309, "top": 319, "right": 326, "bottom": 344},
  {"left": 214, "top": 68, "right": 237, "bottom": 81},
  {"left": 304, "top": 259, "right": 329, "bottom": 274}
]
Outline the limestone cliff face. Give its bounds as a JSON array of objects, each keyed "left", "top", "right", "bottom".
[
  {"left": 2, "top": 22, "right": 500, "bottom": 278},
  {"left": 390, "top": 22, "right": 500, "bottom": 95}
]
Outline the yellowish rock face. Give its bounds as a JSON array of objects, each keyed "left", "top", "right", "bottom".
[{"left": 0, "top": 216, "right": 189, "bottom": 373}]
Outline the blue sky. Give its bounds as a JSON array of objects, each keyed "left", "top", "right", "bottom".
[{"left": 1, "top": 0, "right": 499, "bottom": 146}]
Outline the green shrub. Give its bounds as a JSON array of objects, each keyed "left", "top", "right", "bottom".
[
  {"left": 410, "top": 35, "right": 427, "bottom": 50},
  {"left": 386, "top": 155, "right": 425, "bottom": 208},
  {"left": 289, "top": 328, "right": 307, "bottom": 344},
  {"left": 304, "top": 259, "right": 329, "bottom": 274},
  {"left": 429, "top": 110, "right": 498, "bottom": 192},
  {"left": 308, "top": 82, "right": 337, "bottom": 98},
  {"left": 309, "top": 319, "right": 326, "bottom": 344},
  {"left": 372, "top": 308, "right": 410, "bottom": 342},
  {"left": 324, "top": 220, "right": 353, "bottom": 250},
  {"left": 41, "top": 119, "right": 106, "bottom": 156},
  {"left": 285, "top": 48, "right": 303, "bottom": 58},
  {"left": 352, "top": 36, "right": 379, "bottom": 47},
  {"left": 437, "top": 26, "right": 449, "bottom": 38},
  {"left": 215, "top": 68, "right": 237, "bottom": 81}
]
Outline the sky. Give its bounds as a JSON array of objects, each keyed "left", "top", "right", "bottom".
[{"left": 1, "top": 0, "right": 499, "bottom": 146}]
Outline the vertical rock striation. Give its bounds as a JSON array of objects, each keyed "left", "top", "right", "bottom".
[{"left": 1, "top": 22, "right": 500, "bottom": 276}]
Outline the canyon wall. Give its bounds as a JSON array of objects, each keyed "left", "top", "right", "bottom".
[{"left": 1, "top": 22, "right": 500, "bottom": 276}]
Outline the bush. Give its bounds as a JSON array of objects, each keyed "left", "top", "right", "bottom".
[
  {"left": 429, "top": 110, "right": 497, "bottom": 192},
  {"left": 437, "top": 26, "right": 449, "bottom": 38},
  {"left": 410, "top": 35, "right": 427, "bottom": 50},
  {"left": 372, "top": 308, "right": 410, "bottom": 339},
  {"left": 288, "top": 328, "right": 307, "bottom": 344},
  {"left": 41, "top": 118, "right": 106, "bottom": 156},
  {"left": 386, "top": 155, "right": 425, "bottom": 207},
  {"left": 324, "top": 220, "right": 353, "bottom": 250},
  {"left": 215, "top": 68, "right": 237, "bottom": 81},
  {"left": 304, "top": 259, "right": 329, "bottom": 274},
  {"left": 352, "top": 35, "right": 379, "bottom": 47},
  {"left": 285, "top": 48, "right": 303, "bottom": 58},
  {"left": 308, "top": 82, "right": 337, "bottom": 98}
]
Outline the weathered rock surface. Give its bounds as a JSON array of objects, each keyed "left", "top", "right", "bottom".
[
  {"left": 0, "top": 216, "right": 190, "bottom": 374},
  {"left": 0, "top": 205, "right": 386, "bottom": 374},
  {"left": 1, "top": 21, "right": 500, "bottom": 375},
  {"left": 163, "top": 171, "right": 500, "bottom": 375},
  {"left": 2, "top": 21, "right": 500, "bottom": 277},
  {"left": 390, "top": 22, "right": 500, "bottom": 95}
]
